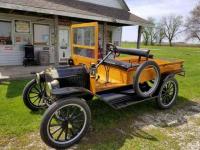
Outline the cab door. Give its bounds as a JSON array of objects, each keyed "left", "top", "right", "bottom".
[{"left": 71, "top": 22, "right": 99, "bottom": 67}]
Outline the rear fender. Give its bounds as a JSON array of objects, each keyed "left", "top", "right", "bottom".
[
  {"left": 162, "top": 74, "right": 176, "bottom": 82},
  {"left": 154, "top": 73, "right": 176, "bottom": 96}
]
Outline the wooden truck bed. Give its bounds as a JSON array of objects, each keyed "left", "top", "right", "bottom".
[{"left": 96, "top": 56, "right": 184, "bottom": 92}]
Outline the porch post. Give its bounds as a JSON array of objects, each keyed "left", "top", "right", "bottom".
[
  {"left": 137, "top": 25, "right": 142, "bottom": 49},
  {"left": 103, "top": 22, "right": 107, "bottom": 55},
  {"left": 54, "top": 15, "right": 59, "bottom": 66}
]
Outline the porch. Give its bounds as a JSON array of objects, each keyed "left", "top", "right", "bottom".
[
  {"left": 0, "top": 0, "right": 150, "bottom": 67},
  {"left": 0, "top": 66, "right": 51, "bottom": 80}
]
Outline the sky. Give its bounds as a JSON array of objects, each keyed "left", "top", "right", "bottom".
[{"left": 122, "top": 0, "right": 199, "bottom": 42}]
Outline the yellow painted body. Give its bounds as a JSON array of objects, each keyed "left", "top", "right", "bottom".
[{"left": 70, "top": 22, "right": 184, "bottom": 94}]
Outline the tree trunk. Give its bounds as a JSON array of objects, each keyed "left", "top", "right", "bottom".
[
  {"left": 169, "top": 40, "right": 173, "bottom": 46},
  {"left": 151, "top": 40, "right": 154, "bottom": 46},
  {"left": 159, "top": 39, "right": 162, "bottom": 45},
  {"left": 144, "top": 40, "right": 148, "bottom": 46}
]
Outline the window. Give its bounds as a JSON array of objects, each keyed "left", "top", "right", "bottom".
[
  {"left": 73, "top": 26, "right": 95, "bottom": 58},
  {"left": 0, "top": 21, "right": 12, "bottom": 45},
  {"left": 73, "top": 27, "right": 95, "bottom": 46},
  {"left": 34, "top": 24, "right": 50, "bottom": 45},
  {"left": 74, "top": 47, "right": 95, "bottom": 58}
]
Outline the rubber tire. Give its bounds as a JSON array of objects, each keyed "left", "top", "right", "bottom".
[
  {"left": 23, "top": 79, "right": 45, "bottom": 111},
  {"left": 156, "top": 77, "right": 178, "bottom": 109},
  {"left": 40, "top": 98, "right": 91, "bottom": 149},
  {"left": 133, "top": 61, "right": 161, "bottom": 98}
]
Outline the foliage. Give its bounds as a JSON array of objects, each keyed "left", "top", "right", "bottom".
[
  {"left": 161, "top": 15, "right": 183, "bottom": 46},
  {"left": 156, "top": 22, "right": 166, "bottom": 45},
  {"left": 185, "top": 3, "right": 200, "bottom": 41},
  {"left": 142, "top": 17, "right": 157, "bottom": 46}
]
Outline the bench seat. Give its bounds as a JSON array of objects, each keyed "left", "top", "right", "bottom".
[{"left": 103, "top": 59, "right": 139, "bottom": 70}]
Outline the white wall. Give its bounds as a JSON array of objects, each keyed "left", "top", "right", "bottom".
[
  {"left": 0, "top": 13, "right": 55, "bottom": 66},
  {"left": 77, "top": 0, "right": 123, "bottom": 9}
]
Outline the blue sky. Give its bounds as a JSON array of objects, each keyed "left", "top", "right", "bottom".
[{"left": 122, "top": 0, "right": 199, "bottom": 42}]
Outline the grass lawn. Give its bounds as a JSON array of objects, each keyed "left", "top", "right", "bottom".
[{"left": 0, "top": 43, "right": 200, "bottom": 149}]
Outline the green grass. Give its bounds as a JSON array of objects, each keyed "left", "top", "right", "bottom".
[
  {"left": 0, "top": 43, "right": 200, "bottom": 149},
  {"left": 0, "top": 80, "right": 42, "bottom": 137},
  {"left": 122, "top": 42, "right": 200, "bottom": 99}
]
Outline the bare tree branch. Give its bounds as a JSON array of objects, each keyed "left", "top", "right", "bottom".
[
  {"left": 161, "top": 15, "right": 183, "bottom": 46},
  {"left": 185, "top": 2, "right": 200, "bottom": 42}
]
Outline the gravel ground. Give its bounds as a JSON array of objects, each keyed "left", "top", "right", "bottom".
[{"left": 1, "top": 100, "right": 200, "bottom": 150}]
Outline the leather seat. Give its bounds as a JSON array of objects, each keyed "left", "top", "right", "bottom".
[{"left": 103, "top": 59, "right": 139, "bottom": 70}]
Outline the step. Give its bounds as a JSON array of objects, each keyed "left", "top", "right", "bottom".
[{"left": 99, "top": 89, "right": 156, "bottom": 109}]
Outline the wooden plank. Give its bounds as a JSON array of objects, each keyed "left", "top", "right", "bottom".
[{"left": 54, "top": 15, "right": 59, "bottom": 65}]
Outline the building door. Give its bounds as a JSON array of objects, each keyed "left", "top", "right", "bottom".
[{"left": 58, "top": 27, "right": 70, "bottom": 62}]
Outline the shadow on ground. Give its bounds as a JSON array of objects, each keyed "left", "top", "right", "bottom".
[
  {"left": 2, "top": 80, "right": 28, "bottom": 99},
  {"left": 2, "top": 80, "right": 200, "bottom": 149},
  {"left": 77, "top": 96, "right": 200, "bottom": 149}
]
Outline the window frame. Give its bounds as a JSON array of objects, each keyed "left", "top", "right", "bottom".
[
  {"left": 33, "top": 23, "right": 51, "bottom": 46},
  {"left": 0, "top": 20, "right": 13, "bottom": 46},
  {"left": 71, "top": 22, "right": 99, "bottom": 62}
]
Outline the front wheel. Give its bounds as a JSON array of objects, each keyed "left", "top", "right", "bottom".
[
  {"left": 23, "top": 79, "right": 46, "bottom": 111},
  {"left": 40, "top": 98, "right": 91, "bottom": 149},
  {"left": 156, "top": 77, "right": 178, "bottom": 109}
]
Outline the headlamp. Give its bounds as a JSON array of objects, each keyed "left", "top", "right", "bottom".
[
  {"left": 36, "top": 73, "right": 41, "bottom": 84},
  {"left": 45, "top": 80, "right": 60, "bottom": 97}
]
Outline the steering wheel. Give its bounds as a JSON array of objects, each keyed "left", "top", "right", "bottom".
[{"left": 106, "top": 43, "right": 120, "bottom": 58}]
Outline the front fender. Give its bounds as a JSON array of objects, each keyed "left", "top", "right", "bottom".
[{"left": 51, "top": 87, "right": 93, "bottom": 99}]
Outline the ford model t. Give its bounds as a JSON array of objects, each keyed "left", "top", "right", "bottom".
[{"left": 23, "top": 22, "right": 184, "bottom": 149}]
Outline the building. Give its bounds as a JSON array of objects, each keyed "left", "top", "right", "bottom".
[{"left": 0, "top": 0, "right": 149, "bottom": 66}]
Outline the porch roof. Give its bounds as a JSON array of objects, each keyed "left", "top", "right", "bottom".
[{"left": 0, "top": 0, "right": 150, "bottom": 26}]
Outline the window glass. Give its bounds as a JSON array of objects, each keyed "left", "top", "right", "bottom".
[
  {"left": 74, "top": 47, "right": 95, "bottom": 58},
  {"left": 34, "top": 24, "right": 50, "bottom": 45},
  {"left": 0, "top": 21, "right": 12, "bottom": 45},
  {"left": 73, "top": 27, "right": 95, "bottom": 46}
]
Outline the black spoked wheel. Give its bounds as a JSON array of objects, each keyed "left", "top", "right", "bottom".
[
  {"left": 23, "top": 79, "right": 46, "bottom": 111},
  {"left": 134, "top": 61, "right": 161, "bottom": 98},
  {"left": 157, "top": 77, "right": 178, "bottom": 109},
  {"left": 40, "top": 98, "right": 91, "bottom": 149}
]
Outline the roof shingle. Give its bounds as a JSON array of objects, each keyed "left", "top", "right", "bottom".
[{"left": 0, "top": 0, "right": 150, "bottom": 26}]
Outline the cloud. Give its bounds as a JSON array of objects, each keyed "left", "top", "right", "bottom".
[
  {"left": 122, "top": 0, "right": 199, "bottom": 42},
  {"left": 126, "top": 0, "right": 199, "bottom": 19}
]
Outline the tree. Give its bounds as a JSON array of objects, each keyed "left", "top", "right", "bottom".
[
  {"left": 156, "top": 22, "right": 166, "bottom": 45},
  {"left": 162, "top": 15, "right": 183, "bottom": 46},
  {"left": 142, "top": 29, "right": 149, "bottom": 45},
  {"left": 185, "top": 3, "right": 200, "bottom": 41},
  {"left": 142, "top": 17, "right": 157, "bottom": 45}
]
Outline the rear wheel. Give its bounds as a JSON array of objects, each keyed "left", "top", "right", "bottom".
[
  {"left": 40, "top": 98, "right": 91, "bottom": 149},
  {"left": 156, "top": 77, "right": 178, "bottom": 109},
  {"left": 23, "top": 79, "right": 46, "bottom": 111}
]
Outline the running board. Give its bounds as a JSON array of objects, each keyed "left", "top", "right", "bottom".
[{"left": 98, "top": 89, "right": 157, "bottom": 110}]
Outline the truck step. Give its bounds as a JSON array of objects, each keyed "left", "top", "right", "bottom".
[{"left": 99, "top": 89, "right": 156, "bottom": 109}]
